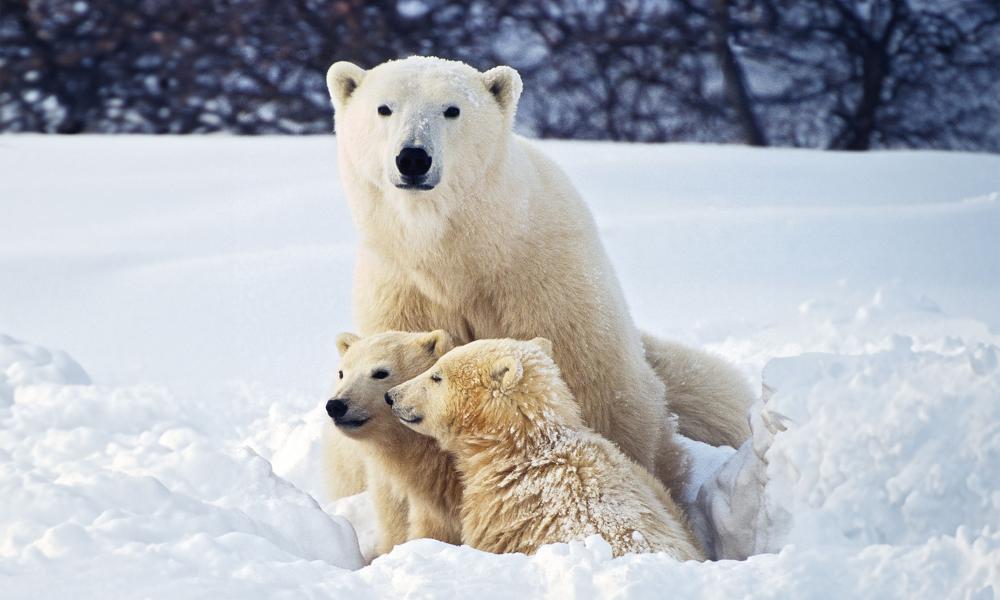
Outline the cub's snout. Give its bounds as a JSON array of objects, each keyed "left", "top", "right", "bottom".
[
  {"left": 325, "top": 397, "right": 370, "bottom": 430},
  {"left": 386, "top": 385, "right": 424, "bottom": 425},
  {"left": 326, "top": 398, "right": 348, "bottom": 419}
]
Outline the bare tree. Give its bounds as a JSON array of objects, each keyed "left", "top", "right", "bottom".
[
  {"left": 706, "top": 0, "right": 768, "bottom": 145},
  {"left": 736, "top": 0, "right": 1000, "bottom": 150},
  {"left": 2, "top": 0, "right": 999, "bottom": 150}
]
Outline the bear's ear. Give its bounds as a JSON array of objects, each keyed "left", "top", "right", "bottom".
[
  {"left": 491, "top": 354, "right": 523, "bottom": 392},
  {"left": 482, "top": 66, "right": 523, "bottom": 118},
  {"left": 420, "top": 330, "right": 455, "bottom": 357},
  {"left": 336, "top": 332, "right": 360, "bottom": 357},
  {"left": 529, "top": 337, "right": 554, "bottom": 358},
  {"left": 326, "top": 61, "right": 366, "bottom": 109}
]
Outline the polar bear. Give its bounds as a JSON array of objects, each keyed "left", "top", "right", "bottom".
[
  {"left": 386, "top": 337, "right": 705, "bottom": 559},
  {"left": 326, "top": 55, "right": 749, "bottom": 493},
  {"left": 325, "top": 330, "right": 463, "bottom": 557}
]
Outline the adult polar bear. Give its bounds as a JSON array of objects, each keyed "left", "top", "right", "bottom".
[{"left": 326, "top": 56, "right": 749, "bottom": 492}]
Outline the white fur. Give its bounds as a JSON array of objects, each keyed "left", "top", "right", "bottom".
[{"left": 323, "top": 331, "right": 462, "bottom": 558}]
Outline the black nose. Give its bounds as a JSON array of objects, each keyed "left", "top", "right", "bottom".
[
  {"left": 384, "top": 392, "right": 394, "bottom": 406},
  {"left": 326, "top": 399, "right": 348, "bottom": 419},
  {"left": 395, "top": 147, "right": 432, "bottom": 179}
]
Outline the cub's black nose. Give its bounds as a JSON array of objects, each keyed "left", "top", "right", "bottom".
[
  {"left": 384, "top": 392, "right": 394, "bottom": 406},
  {"left": 395, "top": 147, "right": 432, "bottom": 179},
  {"left": 326, "top": 399, "right": 348, "bottom": 420}
]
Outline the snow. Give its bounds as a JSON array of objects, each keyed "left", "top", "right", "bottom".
[
  {"left": 1, "top": 135, "right": 999, "bottom": 597},
  {"left": 762, "top": 345, "right": 1000, "bottom": 548}
]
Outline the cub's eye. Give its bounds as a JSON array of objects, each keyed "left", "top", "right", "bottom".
[
  {"left": 430, "top": 373, "right": 442, "bottom": 383},
  {"left": 377, "top": 105, "right": 392, "bottom": 116},
  {"left": 443, "top": 106, "right": 460, "bottom": 119},
  {"left": 338, "top": 370, "right": 343, "bottom": 380},
  {"left": 372, "top": 369, "right": 390, "bottom": 380}
]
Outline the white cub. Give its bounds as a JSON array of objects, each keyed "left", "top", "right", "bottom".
[{"left": 324, "top": 330, "right": 462, "bottom": 557}]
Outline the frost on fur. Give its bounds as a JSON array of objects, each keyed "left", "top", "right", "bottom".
[{"left": 389, "top": 338, "right": 705, "bottom": 560}]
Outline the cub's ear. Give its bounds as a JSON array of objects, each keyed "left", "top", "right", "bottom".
[
  {"left": 420, "top": 330, "right": 455, "bottom": 357},
  {"left": 326, "top": 61, "right": 366, "bottom": 109},
  {"left": 529, "top": 337, "right": 554, "bottom": 358},
  {"left": 482, "top": 66, "right": 523, "bottom": 119},
  {"left": 491, "top": 355, "right": 523, "bottom": 392},
  {"left": 336, "top": 332, "right": 360, "bottom": 357}
]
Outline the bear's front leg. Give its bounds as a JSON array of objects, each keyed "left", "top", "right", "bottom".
[
  {"left": 406, "top": 499, "right": 461, "bottom": 545},
  {"left": 370, "top": 475, "right": 410, "bottom": 557}
]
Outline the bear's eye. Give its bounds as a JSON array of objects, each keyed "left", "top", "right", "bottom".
[
  {"left": 430, "top": 373, "right": 442, "bottom": 383},
  {"left": 443, "top": 106, "right": 460, "bottom": 119},
  {"left": 338, "top": 370, "right": 343, "bottom": 380},
  {"left": 372, "top": 369, "right": 389, "bottom": 380},
  {"left": 377, "top": 105, "right": 392, "bottom": 117}
]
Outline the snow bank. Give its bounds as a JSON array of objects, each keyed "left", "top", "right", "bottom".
[
  {"left": 682, "top": 282, "right": 1000, "bottom": 558},
  {"left": 763, "top": 345, "right": 1000, "bottom": 550},
  {"left": 0, "top": 334, "right": 89, "bottom": 404},
  {"left": 0, "top": 337, "right": 364, "bottom": 599}
]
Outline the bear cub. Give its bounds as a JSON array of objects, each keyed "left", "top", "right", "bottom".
[
  {"left": 386, "top": 337, "right": 705, "bottom": 560},
  {"left": 327, "top": 330, "right": 463, "bottom": 557}
]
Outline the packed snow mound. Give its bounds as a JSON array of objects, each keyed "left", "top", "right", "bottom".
[
  {"left": 763, "top": 345, "right": 1000, "bottom": 549},
  {"left": 0, "top": 356, "right": 364, "bottom": 599},
  {"left": 0, "top": 334, "right": 90, "bottom": 404},
  {"left": 688, "top": 283, "right": 1000, "bottom": 560}
]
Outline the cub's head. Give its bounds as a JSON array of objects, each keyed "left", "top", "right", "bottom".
[
  {"left": 326, "top": 330, "right": 454, "bottom": 439},
  {"left": 386, "top": 337, "right": 576, "bottom": 449},
  {"left": 326, "top": 56, "right": 522, "bottom": 197}
]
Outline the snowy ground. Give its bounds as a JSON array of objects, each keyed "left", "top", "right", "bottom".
[{"left": 1, "top": 136, "right": 998, "bottom": 598}]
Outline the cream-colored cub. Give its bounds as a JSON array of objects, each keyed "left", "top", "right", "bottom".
[
  {"left": 326, "top": 330, "right": 462, "bottom": 557},
  {"left": 387, "top": 338, "right": 705, "bottom": 560}
]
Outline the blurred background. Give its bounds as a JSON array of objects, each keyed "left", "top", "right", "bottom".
[{"left": 2, "top": 0, "right": 999, "bottom": 151}]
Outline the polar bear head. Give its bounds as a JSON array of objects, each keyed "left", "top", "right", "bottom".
[
  {"left": 326, "top": 56, "right": 522, "bottom": 198},
  {"left": 385, "top": 337, "right": 582, "bottom": 449},
  {"left": 327, "top": 330, "right": 454, "bottom": 439}
]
